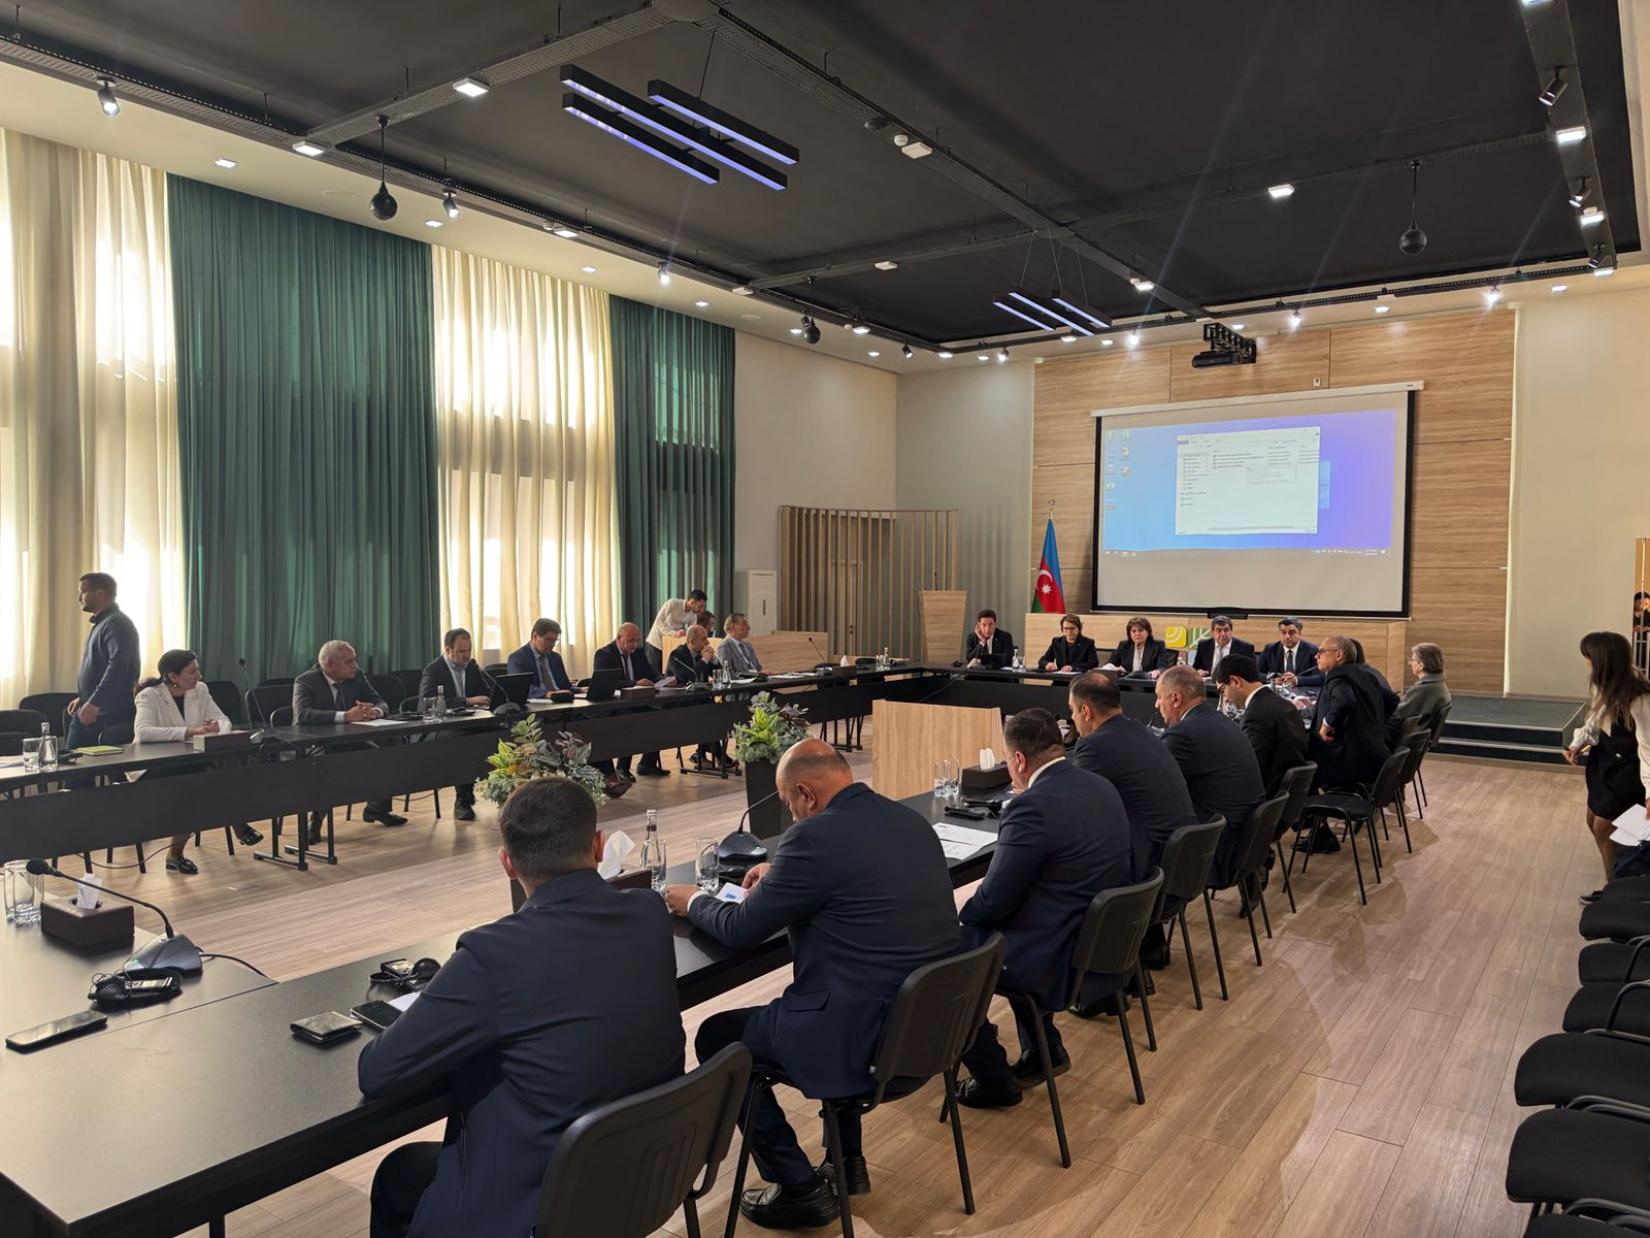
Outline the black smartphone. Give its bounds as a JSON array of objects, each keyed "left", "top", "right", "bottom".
[
  {"left": 351, "top": 1000, "right": 404, "bottom": 1032},
  {"left": 944, "top": 806, "right": 988, "bottom": 821},
  {"left": 6, "top": 1010, "right": 108, "bottom": 1052}
]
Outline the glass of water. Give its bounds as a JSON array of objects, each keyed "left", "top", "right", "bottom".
[
  {"left": 946, "top": 757, "right": 963, "bottom": 801},
  {"left": 695, "top": 838, "right": 720, "bottom": 892},
  {"left": 934, "top": 759, "right": 950, "bottom": 797},
  {"left": 21, "top": 736, "right": 41, "bottom": 773},
  {"left": 5, "top": 859, "right": 40, "bottom": 926}
]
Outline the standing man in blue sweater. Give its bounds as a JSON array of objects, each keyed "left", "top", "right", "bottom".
[{"left": 66, "top": 572, "right": 140, "bottom": 749}]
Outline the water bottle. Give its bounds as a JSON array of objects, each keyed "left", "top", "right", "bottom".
[
  {"left": 641, "top": 810, "right": 667, "bottom": 891},
  {"left": 1012, "top": 647, "right": 1023, "bottom": 671},
  {"left": 435, "top": 685, "right": 447, "bottom": 719},
  {"left": 38, "top": 721, "right": 57, "bottom": 770},
  {"left": 879, "top": 646, "right": 890, "bottom": 670}
]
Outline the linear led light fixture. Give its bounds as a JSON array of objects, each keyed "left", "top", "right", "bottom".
[
  {"left": 1009, "top": 291, "right": 1093, "bottom": 335},
  {"left": 647, "top": 78, "right": 799, "bottom": 166},
  {"left": 994, "top": 299, "right": 1062, "bottom": 332},
  {"left": 562, "top": 95, "right": 719, "bottom": 184},
  {"left": 1052, "top": 295, "right": 1111, "bottom": 330},
  {"left": 562, "top": 67, "right": 785, "bottom": 189},
  {"left": 1555, "top": 124, "right": 1587, "bottom": 145}
]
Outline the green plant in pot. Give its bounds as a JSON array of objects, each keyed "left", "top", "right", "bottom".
[
  {"left": 730, "top": 691, "right": 809, "bottom": 839},
  {"left": 481, "top": 716, "right": 609, "bottom": 808}
]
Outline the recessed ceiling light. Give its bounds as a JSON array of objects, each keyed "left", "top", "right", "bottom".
[
  {"left": 789, "top": 327, "right": 803, "bottom": 335},
  {"left": 581, "top": 265, "right": 597, "bottom": 274},
  {"left": 453, "top": 76, "right": 491, "bottom": 99},
  {"left": 937, "top": 350, "right": 953, "bottom": 359},
  {"left": 551, "top": 226, "right": 579, "bottom": 239},
  {"left": 867, "top": 350, "right": 880, "bottom": 358},
  {"left": 731, "top": 285, "right": 753, "bottom": 296},
  {"left": 1555, "top": 124, "right": 1587, "bottom": 145},
  {"left": 1550, "top": 283, "right": 1568, "bottom": 294},
  {"left": 874, "top": 260, "right": 899, "bottom": 271},
  {"left": 292, "top": 140, "right": 325, "bottom": 157},
  {"left": 1374, "top": 304, "right": 1390, "bottom": 314},
  {"left": 739, "top": 312, "right": 760, "bottom": 320},
  {"left": 694, "top": 299, "right": 709, "bottom": 308},
  {"left": 850, "top": 322, "right": 871, "bottom": 335},
  {"left": 977, "top": 353, "right": 990, "bottom": 362},
  {"left": 1060, "top": 333, "right": 1077, "bottom": 344},
  {"left": 1101, "top": 338, "right": 1115, "bottom": 347},
  {"left": 424, "top": 219, "right": 443, "bottom": 229},
  {"left": 1267, "top": 183, "right": 1295, "bottom": 200},
  {"left": 1228, "top": 321, "right": 1245, "bottom": 331},
  {"left": 1580, "top": 206, "right": 1604, "bottom": 226},
  {"left": 214, "top": 157, "right": 237, "bottom": 170}
]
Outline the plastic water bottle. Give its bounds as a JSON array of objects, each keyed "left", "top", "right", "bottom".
[
  {"left": 1012, "top": 647, "right": 1023, "bottom": 670},
  {"left": 642, "top": 810, "right": 668, "bottom": 891},
  {"left": 435, "top": 685, "right": 447, "bottom": 719},
  {"left": 38, "top": 721, "right": 57, "bottom": 769}
]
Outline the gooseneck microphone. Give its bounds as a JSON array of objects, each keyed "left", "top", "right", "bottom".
[
  {"left": 26, "top": 860, "right": 202, "bottom": 974},
  {"left": 717, "top": 789, "right": 780, "bottom": 865},
  {"left": 470, "top": 660, "right": 522, "bottom": 716}
]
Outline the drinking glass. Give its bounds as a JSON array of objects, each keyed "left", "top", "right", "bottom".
[
  {"left": 945, "top": 757, "right": 962, "bottom": 801},
  {"left": 933, "top": 759, "right": 950, "bottom": 797},
  {"left": 695, "top": 838, "right": 720, "bottom": 892},
  {"left": 21, "top": 736, "right": 41, "bottom": 773},
  {"left": 421, "top": 695, "right": 438, "bottom": 721},
  {"left": 5, "top": 860, "right": 40, "bottom": 926}
]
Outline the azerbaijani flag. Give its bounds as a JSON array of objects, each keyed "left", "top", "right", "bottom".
[{"left": 1032, "top": 517, "right": 1066, "bottom": 613}]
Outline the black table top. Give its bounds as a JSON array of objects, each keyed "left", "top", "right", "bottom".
[{"left": 0, "top": 788, "right": 1004, "bottom": 1238}]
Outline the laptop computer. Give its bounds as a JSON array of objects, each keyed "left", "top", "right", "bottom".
[
  {"left": 583, "top": 666, "right": 625, "bottom": 702},
  {"left": 494, "top": 672, "right": 533, "bottom": 708}
]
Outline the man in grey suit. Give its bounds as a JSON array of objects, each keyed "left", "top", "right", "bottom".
[
  {"left": 292, "top": 639, "right": 405, "bottom": 833},
  {"left": 1391, "top": 642, "right": 1452, "bottom": 737},
  {"left": 718, "top": 612, "right": 764, "bottom": 676},
  {"left": 66, "top": 571, "right": 141, "bottom": 749},
  {"left": 662, "top": 740, "right": 960, "bottom": 1230}
]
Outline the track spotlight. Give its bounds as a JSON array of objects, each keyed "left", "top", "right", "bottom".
[
  {"left": 850, "top": 320, "right": 871, "bottom": 335},
  {"left": 657, "top": 262, "right": 672, "bottom": 286},
  {"left": 800, "top": 315, "right": 820, "bottom": 345},
  {"left": 1125, "top": 332, "right": 1140, "bottom": 349},
  {"left": 95, "top": 78, "right": 119, "bottom": 117},
  {"left": 901, "top": 344, "right": 913, "bottom": 359},
  {"left": 442, "top": 189, "right": 460, "bottom": 220},
  {"left": 1595, "top": 264, "right": 1615, "bottom": 278},
  {"left": 1483, "top": 286, "right": 1501, "bottom": 306},
  {"left": 1587, "top": 246, "right": 1604, "bottom": 270},
  {"left": 1539, "top": 66, "right": 1567, "bottom": 108},
  {"left": 369, "top": 117, "right": 397, "bottom": 221},
  {"left": 1569, "top": 177, "right": 1591, "bottom": 208},
  {"left": 996, "top": 349, "right": 1009, "bottom": 363},
  {"left": 1398, "top": 159, "right": 1427, "bottom": 255},
  {"left": 1287, "top": 309, "right": 1303, "bottom": 329}
]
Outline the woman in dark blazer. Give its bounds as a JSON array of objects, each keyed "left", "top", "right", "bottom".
[
  {"left": 1039, "top": 613, "right": 1100, "bottom": 672},
  {"left": 1107, "top": 617, "right": 1173, "bottom": 675}
]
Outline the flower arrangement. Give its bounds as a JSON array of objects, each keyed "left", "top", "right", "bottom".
[
  {"left": 730, "top": 691, "right": 810, "bottom": 766},
  {"left": 481, "top": 716, "right": 608, "bottom": 807}
]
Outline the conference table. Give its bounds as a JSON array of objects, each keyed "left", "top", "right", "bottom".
[
  {"left": 0, "top": 791, "right": 1004, "bottom": 1238},
  {"left": 0, "top": 664, "right": 1182, "bottom": 867}
]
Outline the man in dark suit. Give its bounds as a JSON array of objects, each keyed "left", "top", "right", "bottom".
[
  {"left": 1257, "top": 616, "right": 1320, "bottom": 683},
  {"left": 1156, "top": 665, "right": 1265, "bottom": 888},
  {"left": 362, "top": 778, "right": 684, "bottom": 1238},
  {"left": 506, "top": 617, "right": 573, "bottom": 699},
  {"left": 591, "top": 622, "right": 664, "bottom": 778},
  {"left": 954, "top": 709, "right": 1133, "bottom": 1108},
  {"left": 965, "top": 608, "right": 1016, "bottom": 668},
  {"left": 669, "top": 625, "right": 730, "bottom": 770},
  {"left": 1191, "top": 615, "right": 1256, "bottom": 677},
  {"left": 1216, "top": 654, "right": 1309, "bottom": 798},
  {"left": 662, "top": 740, "right": 960, "bottom": 1230},
  {"left": 1308, "top": 636, "right": 1395, "bottom": 791},
  {"left": 292, "top": 640, "right": 405, "bottom": 833},
  {"left": 418, "top": 627, "right": 504, "bottom": 822}
]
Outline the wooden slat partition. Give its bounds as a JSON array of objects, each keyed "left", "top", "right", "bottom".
[{"left": 781, "top": 506, "right": 958, "bottom": 659}]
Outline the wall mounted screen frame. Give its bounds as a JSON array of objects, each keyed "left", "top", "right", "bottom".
[{"left": 1091, "top": 383, "right": 1418, "bottom": 618}]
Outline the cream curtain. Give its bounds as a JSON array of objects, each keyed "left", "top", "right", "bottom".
[
  {"left": 0, "top": 130, "right": 185, "bottom": 709},
  {"left": 431, "top": 248, "right": 618, "bottom": 678}
]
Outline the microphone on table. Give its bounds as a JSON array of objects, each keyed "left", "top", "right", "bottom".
[
  {"left": 25, "top": 859, "right": 202, "bottom": 974},
  {"left": 716, "top": 789, "right": 780, "bottom": 867}
]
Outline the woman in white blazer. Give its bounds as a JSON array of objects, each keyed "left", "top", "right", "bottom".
[{"left": 134, "top": 649, "right": 261, "bottom": 873}]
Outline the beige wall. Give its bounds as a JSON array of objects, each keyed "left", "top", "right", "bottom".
[
  {"left": 733, "top": 332, "right": 896, "bottom": 573},
  {"left": 1509, "top": 289, "right": 1650, "bottom": 697},
  {"left": 895, "top": 362, "right": 1034, "bottom": 620}
]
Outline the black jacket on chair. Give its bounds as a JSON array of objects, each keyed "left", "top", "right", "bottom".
[
  {"left": 358, "top": 869, "right": 684, "bottom": 1238},
  {"left": 1257, "top": 639, "right": 1320, "bottom": 679},
  {"left": 686, "top": 783, "right": 961, "bottom": 1098},
  {"left": 1108, "top": 637, "right": 1175, "bottom": 673},
  {"left": 1309, "top": 664, "right": 1396, "bottom": 790},
  {"left": 417, "top": 657, "right": 504, "bottom": 708},
  {"left": 1037, "top": 635, "right": 1100, "bottom": 672},
  {"left": 1161, "top": 703, "right": 1266, "bottom": 886},
  {"left": 291, "top": 666, "right": 387, "bottom": 726},
  {"left": 958, "top": 760, "right": 1133, "bottom": 1009},
  {"left": 1071, "top": 713, "right": 1199, "bottom": 879},
  {"left": 591, "top": 641, "right": 656, "bottom": 684},
  {"left": 966, "top": 630, "right": 1017, "bottom": 668},
  {"left": 505, "top": 642, "right": 573, "bottom": 697},
  {"left": 1239, "top": 685, "right": 1310, "bottom": 797},
  {"left": 1192, "top": 637, "right": 1256, "bottom": 674}
]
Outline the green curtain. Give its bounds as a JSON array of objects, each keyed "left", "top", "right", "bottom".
[
  {"left": 167, "top": 176, "right": 439, "bottom": 683},
  {"left": 610, "top": 297, "right": 735, "bottom": 629}
]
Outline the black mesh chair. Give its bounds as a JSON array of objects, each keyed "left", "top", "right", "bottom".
[
  {"left": 1273, "top": 763, "right": 1318, "bottom": 913},
  {"left": 19, "top": 692, "right": 74, "bottom": 736},
  {"left": 722, "top": 934, "right": 1005, "bottom": 1238},
  {"left": 1523, "top": 1204, "right": 1650, "bottom": 1235},
  {"left": 0, "top": 731, "right": 26, "bottom": 757},
  {"left": 534, "top": 1044, "right": 750, "bottom": 1238},
  {"left": 205, "top": 680, "right": 245, "bottom": 726},
  {"left": 1016, "top": 871, "right": 1165, "bottom": 1169},
  {"left": 1294, "top": 748, "right": 1411, "bottom": 906},
  {"left": 1142, "top": 819, "right": 1228, "bottom": 1010},
  {"left": 255, "top": 676, "right": 294, "bottom": 689},
  {"left": 389, "top": 669, "right": 424, "bottom": 703},
  {"left": 1391, "top": 738, "right": 1429, "bottom": 840},
  {"left": 1581, "top": 939, "right": 1650, "bottom": 985},
  {"left": 246, "top": 685, "right": 291, "bottom": 727},
  {"left": 1212, "top": 794, "right": 1289, "bottom": 968}
]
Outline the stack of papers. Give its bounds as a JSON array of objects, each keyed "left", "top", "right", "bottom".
[
  {"left": 932, "top": 821, "right": 998, "bottom": 861},
  {"left": 1609, "top": 805, "right": 1650, "bottom": 847}
]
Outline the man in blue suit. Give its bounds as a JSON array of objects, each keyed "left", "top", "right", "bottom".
[
  {"left": 360, "top": 778, "right": 684, "bottom": 1238},
  {"left": 663, "top": 740, "right": 960, "bottom": 1230},
  {"left": 954, "top": 709, "right": 1133, "bottom": 1108},
  {"left": 1156, "top": 665, "right": 1265, "bottom": 888},
  {"left": 506, "top": 617, "right": 574, "bottom": 699}
]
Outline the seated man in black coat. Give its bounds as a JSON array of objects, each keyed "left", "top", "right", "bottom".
[
  {"left": 505, "top": 617, "right": 574, "bottom": 699},
  {"left": 1156, "top": 665, "right": 1265, "bottom": 889},
  {"left": 292, "top": 639, "right": 405, "bottom": 836},
  {"left": 591, "top": 622, "right": 664, "bottom": 778},
  {"left": 1215, "top": 653, "right": 1309, "bottom": 798},
  {"left": 1191, "top": 615, "right": 1257, "bottom": 677},
  {"left": 965, "top": 608, "right": 1016, "bottom": 668},
  {"left": 418, "top": 627, "right": 505, "bottom": 821},
  {"left": 361, "top": 778, "right": 684, "bottom": 1238},
  {"left": 667, "top": 624, "right": 730, "bottom": 770},
  {"left": 1038, "top": 613, "right": 1100, "bottom": 673},
  {"left": 1257, "top": 616, "right": 1320, "bottom": 684},
  {"left": 663, "top": 741, "right": 961, "bottom": 1230},
  {"left": 954, "top": 709, "right": 1134, "bottom": 1108},
  {"left": 1308, "top": 635, "right": 1395, "bottom": 791}
]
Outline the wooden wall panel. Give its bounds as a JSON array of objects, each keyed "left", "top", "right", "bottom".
[
  {"left": 870, "top": 700, "right": 1007, "bottom": 800},
  {"left": 1027, "top": 309, "right": 1514, "bottom": 693}
]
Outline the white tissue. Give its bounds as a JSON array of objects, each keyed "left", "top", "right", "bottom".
[
  {"left": 979, "top": 747, "right": 995, "bottom": 769},
  {"left": 597, "top": 830, "right": 637, "bottom": 878},
  {"left": 74, "top": 873, "right": 103, "bottom": 910}
]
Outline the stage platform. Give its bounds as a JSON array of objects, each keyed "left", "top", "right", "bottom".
[{"left": 1436, "top": 694, "right": 1584, "bottom": 765}]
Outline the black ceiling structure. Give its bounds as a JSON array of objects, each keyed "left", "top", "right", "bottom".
[{"left": 6, "top": 0, "right": 1637, "bottom": 350}]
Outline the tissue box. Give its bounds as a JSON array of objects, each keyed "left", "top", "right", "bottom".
[
  {"left": 191, "top": 730, "right": 252, "bottom": 753},
  {"left": 617, "top": 685, "right": 656, "bottom": 701},
  {"left": 40, "top": 897, "right": 134, "bottom": 952},
  {"left": 960, "top": 763, "right": 1010, "bottom": 791}
]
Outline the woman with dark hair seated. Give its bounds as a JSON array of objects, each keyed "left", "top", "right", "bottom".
[
  {"left": 134, "top": 649, "right": 262, "bottom": 873},
  {"left": 1039, "top": 613, "right": 1100, "bottom": 673},
  {"left": 1106, "top": 616, "right": 1172, "bottom": 675}
]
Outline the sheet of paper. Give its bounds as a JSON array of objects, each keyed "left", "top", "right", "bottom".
[
  {"left": 351, "top": 717, "right": 415, "bottom": 727},
  {"left": 388, "top": 992, "right": 420, "bottom": 1012},
  {"left": 932, "top": 822, "right": 997, "bottom": 855},
  {"left": 939, "top": 840, "right": 987, "bottom": 861},
  {"left": 715, "top": 882, "right": 747, "bottom": 904},
  {"left": 1610, "top": 804, "right": 1650, "bottom": 846}
]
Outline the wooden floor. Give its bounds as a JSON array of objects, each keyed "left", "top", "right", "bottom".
[{"left": 54, "top": 745, "right": 1594, "bottom": 1238}]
